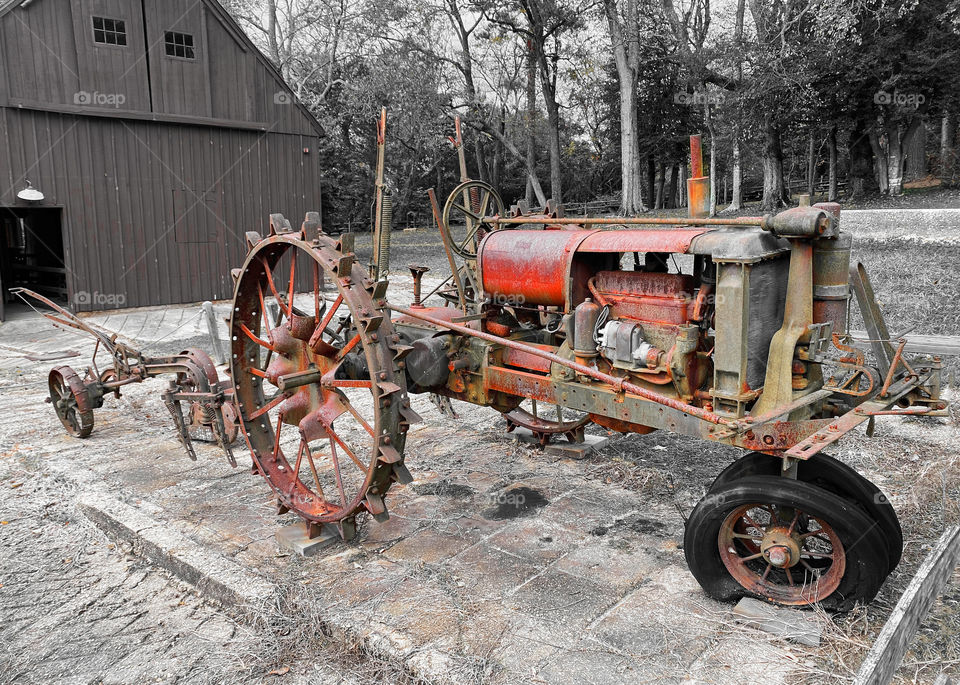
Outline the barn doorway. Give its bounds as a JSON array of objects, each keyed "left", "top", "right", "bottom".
[{"left": 0, "top": 207, "right": 67, "bottom": 321}]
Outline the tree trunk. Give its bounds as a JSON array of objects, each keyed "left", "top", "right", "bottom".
[
  {"left": 941, "top": 112, "right": 955, "bottom": 185},
  {"left": 848, "top": 120, "right": 876, "bottom": 200},
  {"left": 707, "top": 119, "right": 717, "bottom": 216},
  {"left": 536, "top": 47, "right": 563, "bottom": 204},
  {"left": 868, "top": 129, "right": 889, "bottom": 195},
  {"left": 646, "top": 155, "right": 655, "bottom": 209},
  {"left": 524, "top": 40, "right": 537, "bottom": 207},
  {"left": 904, "top": 119, "right": 926, "bottom": 180},
  {"left": 726, "top": 124, "right": 742, "bottom": 211},
  {"left": 884, "top": 121, "right": 909, "bottom": 195},
  {"left": 760, "top": 116, "right": 787, "bottom": 211},
  {"left": 542, "top": 89, "right": 563, "bottom": 204},
  {"left": 617, "top": 80, "right": 643, "bottom": 213},
  {"left": 491, "top": 108, "right": 505, "bottom": 191},
  {"left": 265, "top": 0, "right": 282, "bottom": 68},
  {"left": 604, "top": 0, "right": 644, "bottom": 214},
  {"left": 807, "top": 132, "right": 815, "bottom": 197},
  {"left": 828, "top": 125, "right": 838, "bottom": 201},
  {"left": 667, "top": 164, "right": 679, "bottom": 209},
  {"left": 655, "top": 159, "right": 666, "bottom": 209},
  {"left": 679, "top": 163, "right": 686, "bottom": 208}
]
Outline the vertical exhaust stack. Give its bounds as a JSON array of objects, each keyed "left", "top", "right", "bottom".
[
  {"left": 371, "top": 107, "right": 391, "bottom": 280},
  {"left": 687, "top": 134, "right": 711, "bottom": 219},
  {"left": 811, "top": 202, "right": 851, "bottom": 336}
]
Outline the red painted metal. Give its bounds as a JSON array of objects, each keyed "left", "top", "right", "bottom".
[
  {"left": 478, "top": 228, "right": 709, "bottom": 309},
  {"left": 576, "top": 229, "right": 708, "bottom": 254},
  {"left": 478, "top": 229, "right": 594, "bottom": 307}
]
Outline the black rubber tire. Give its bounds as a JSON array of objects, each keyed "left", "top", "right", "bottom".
[
  {"left": 709, "top": 452, "right": 902, "bottom": 573},
  {"left": 685, "top": 475, "right": 890, "bottom": 611}
]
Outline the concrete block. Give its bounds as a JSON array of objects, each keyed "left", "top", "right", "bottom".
[
  {"left": 545, "top": 434, "right": 608, "bottom": 459},
  {"left": 511, "top": 426, "right": 609, "bottom": 459},
  {"left": 732, "top": 597, "right": 822, "bottom": 647},
  {"left": 76, "top": 491, "right": 271, "bottom": 607},
  {"left": 275, "top": 521, "right": 340, "bottom": 557}
]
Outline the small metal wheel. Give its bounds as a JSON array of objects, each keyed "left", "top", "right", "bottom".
[
  {"left": 441, "top": 180, "right": 504, "bottom": 260},
  {"left": 500, "top": 399, "right": 590, "bottom": 447},
  {"left": 684, "top": 475, "right": 889, "bottom": 610},
  {"left": 48, "top": 366, "right": 94, "bottom": 438},
  {"left": 230, "top": 224, "right": 417, "bottom": 539},
  {"left": 708, "top": 452, "right": 902, "bottom": 573}
]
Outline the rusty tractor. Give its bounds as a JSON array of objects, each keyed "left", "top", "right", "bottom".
[{"left": 24, "top": 140, "right": 947, "bottom": 612}]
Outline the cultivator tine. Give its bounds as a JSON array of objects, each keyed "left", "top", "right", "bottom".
[
  {"left": 162, "top": 381, "right": 197, "bottom": 461},
  {"left": 209, "top": 402, "right": 237, "bottom": 467}
]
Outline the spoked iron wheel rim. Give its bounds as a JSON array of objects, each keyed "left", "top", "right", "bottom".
[
  {"left": 718, "top": 503, "right": 845, "bottom": 605},
  {"left": 441, "top": 180, "right": 504, "bottom": 260},
  {"left": 230, "top": 230, "right": 413, "bottom": 535},
  {"left": 48, "top": 366, "right": 94, "bottom": 438}
]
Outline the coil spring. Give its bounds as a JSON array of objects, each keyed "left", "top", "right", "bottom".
[{"left": 377, "top": 191, "right": 392, "bottom": 275}]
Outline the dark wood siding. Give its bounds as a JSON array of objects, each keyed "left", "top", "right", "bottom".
[
  {"left": 0, "top": 0, "right": 322, "bottom": 136},
  {"left": 144, "top": 1, "right": 210, "bottom": 117},
  {"left": 1, "top": 0, "right": 82, "bottom": 107},
  {"left": 0, "top": 107, "right": 322, "bottom": 310},
  {"left": 71, "top": 0, "right": 151, "bottom": 112}
]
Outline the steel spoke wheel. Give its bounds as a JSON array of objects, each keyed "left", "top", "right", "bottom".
[
  {"left": 48, "top": 366, "right": 94, "bottom": 438},
  {"left": 441, "top": 180, "right": 504, "bottom": 260},
  {"left": 708, "top": 452, "right": 902, "bottom": 573},
  {"left": 230, "top": 229, "right": 415, "bottom": 538},
  {"left": 685, "top": 475, "right": 889, "bottom": 610}
]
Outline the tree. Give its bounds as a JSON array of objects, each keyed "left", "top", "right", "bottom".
[{"left": 603, "top": 0, "right": 644, "bottom": 213}]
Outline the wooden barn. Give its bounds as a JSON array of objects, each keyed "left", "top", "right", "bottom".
[{"left": 0, "top": 0, "right": 324, "bottom": 318}]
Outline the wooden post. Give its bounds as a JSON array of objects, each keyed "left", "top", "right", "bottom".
[
  {"left": 854, "top": 526, "right": 960, "bottom": 685},
  {"left": 201, "top": 301, "right": 225, "bottom": 365}
]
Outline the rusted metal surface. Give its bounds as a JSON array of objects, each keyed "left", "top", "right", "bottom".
[
  {"left": 687, "top": 134, "right": 710, "bottom": 219},
  {"left": 478, "top": 229, "right": 591, "bottom": 307},
  {"left": 501, "top": 345, "right": 554, "bottom": 374},
  {"left": 390, "top": 303, "right": 730, "bottom": 426},
  {"left": 482, "top": 215, "right": 770, "bottom": 227},
  {"left": 16, "top": 288, "right": 238, "bottom": 463},
  {"left": 718, "top": 504, "right": 846, "bottom": 605},
  {"left": 230, "top": 221, "right": 419, "bottom": 539},
  {"left": 690, "top": 134, "right": 704, "bottom": 178},
  {"left": 576, "top": 229, "right": 709, "bottom": 253},
  {"left": 785, "top": 370, "right": 939, "bottom": 460},
  {"left": 591, "top": 271, "right": 695, "bottom": 325}
]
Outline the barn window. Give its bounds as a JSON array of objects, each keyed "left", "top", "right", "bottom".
[
  {"left": 164, "top": 31, "right": 195, "bottom": 59},
  {"left": 92, "top": 17, "right": 127, "bottom": 46}
]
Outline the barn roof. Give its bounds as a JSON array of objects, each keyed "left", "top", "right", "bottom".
[{"left": 0, "top": 0, "right": 324, "bottom": 138}]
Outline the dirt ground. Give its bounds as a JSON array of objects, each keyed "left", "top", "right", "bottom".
[{"left": 2, "top": 203, "right": 959, "bottom": 684}]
